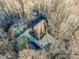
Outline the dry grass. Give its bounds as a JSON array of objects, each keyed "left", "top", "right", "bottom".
[{"left": 0, "top": 0, "right": 79, "bottom": 59}]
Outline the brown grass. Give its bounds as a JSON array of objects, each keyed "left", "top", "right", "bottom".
[{"left": 0, "top": 0, "right": 79, "bottom": 59}]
